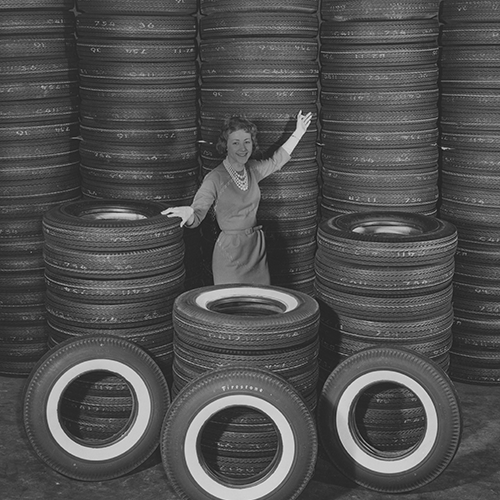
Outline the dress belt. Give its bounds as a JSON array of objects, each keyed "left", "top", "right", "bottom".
[{"left": 221, "top": 225, "right": 262, "bottom": 235}]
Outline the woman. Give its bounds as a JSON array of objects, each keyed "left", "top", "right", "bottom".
[{"left": 162, "top": 110, "right": 313, "bottom": 285}]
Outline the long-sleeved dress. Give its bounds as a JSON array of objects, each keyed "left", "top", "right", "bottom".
[{"left": 187, "top": 147, "right": 291, "bottom": 285}]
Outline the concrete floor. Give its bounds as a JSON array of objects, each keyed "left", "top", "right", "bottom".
[{"left": 1, "top": 374, "right": 500, "bottom": 500}]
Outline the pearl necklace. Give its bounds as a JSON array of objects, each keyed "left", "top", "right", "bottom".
[{"left": 224, "top": 159, "right": 248, "bottom": 191}]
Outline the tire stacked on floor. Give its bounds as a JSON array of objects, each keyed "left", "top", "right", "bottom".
[
  {"left": 198, "top": 0, "right": 320, "bottom": 294},
  {"left": 319, "top": 0, "right": 441, "bottom": 219},
  {"left": 75, "top": 0, "right": 203, "bottom": 290},
  {"left": 0, "top": 1, "right": 81, "bottom": 376},
  {"left": 171, "top": 284, "right": 320, "bottom": 484},
  {"left": 439, "top": 0, "right": 500, "bottom": 385},
  {"left": 314, "top": 212, "right": 457, "bottom": 453},
  {"left": 42, "top": 199, "right": 185, "bottom": 384}
]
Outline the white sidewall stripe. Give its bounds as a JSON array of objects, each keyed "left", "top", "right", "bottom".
[
  {"left": 184, "top": 394, "right": 296, "bottom": 500},
  {"left": 46, "top": 359, "right": 152, "bottom": 461},
  {"left": 195, "top": 287, "right": 299, "bottom": 312},
  {"left": 336, "top": 370, "right": 439, "bottom": 474}
]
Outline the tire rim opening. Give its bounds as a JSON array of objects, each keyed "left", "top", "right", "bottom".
[
  {"left": 207, "top": 296, "right": 288, "bottom": 316},
  {"left": 351, "top": 221, "right": 423, "bottom": 236},
  {"left": 198, "top": 407, "right": 281, "bottom": 486},
  {"left": 78, "top": 208, "right": 148, "bottom": 221},
  {"left": 351, "top": 382, "right": 426, "bottom": 459},
  {"left": 59, "top": 370, "right": 136, "bottom": 447}
]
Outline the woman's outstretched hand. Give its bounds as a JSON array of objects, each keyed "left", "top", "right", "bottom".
[
  {"left": 295, "top": 110, "right": 313, "bottom": 137},
  {"left": 161, "top": 206, "right": 194, "bottom": 227}
]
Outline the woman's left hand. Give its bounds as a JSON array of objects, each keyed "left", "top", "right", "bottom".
[{"left": 295, "top": 110, "right": 313, "bottom": 137}]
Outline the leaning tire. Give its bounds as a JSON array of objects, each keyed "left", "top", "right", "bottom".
[
  {"left": 23, "top": 335, "right": 171, "bottom": 481},
  {"left": 161, "top": 366, "right": 317, "bottom": 500},
  {"left": 317, "top": 347, "right": 462, "bottom": 493}
]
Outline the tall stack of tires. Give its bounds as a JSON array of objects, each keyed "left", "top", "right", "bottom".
[
  {"left": 439, "top": 0, "right": 500, "bottom": 385},
  {"left": 0, "top": 1, "right": 80, "bottom": 376},
  {"left": 198, "top": 0, "right": 320, "bottom": 294},
  {"left": 319, "top": 0, "right": 441, "bottom": 219},
  {"left": 314, "top": 212, "right": 457, "bottom": 454},
  {"left": 75, "top": 0, "right": 202, "bottom": 290}
]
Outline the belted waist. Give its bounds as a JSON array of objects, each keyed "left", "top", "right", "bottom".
[{"left": 221, "top": 225, "right": 262, "bottom": 235}]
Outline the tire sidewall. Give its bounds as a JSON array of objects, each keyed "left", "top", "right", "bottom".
[
  {"left": 23, "top": 336, "right": 170, "bottom": 480},
  {"left": 161, "top": 367, "right": 317, "bottom": 500},
  {"left": 318, "top": 347, "right": 462, "bottom": 493}
]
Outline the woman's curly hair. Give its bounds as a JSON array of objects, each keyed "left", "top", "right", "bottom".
[{"left": 216, "top": 116, "right": 259, "bottom": 155}]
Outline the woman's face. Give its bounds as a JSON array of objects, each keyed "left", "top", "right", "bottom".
[{"left": 226, "top": 129, "right": 252, "bottom": 169}]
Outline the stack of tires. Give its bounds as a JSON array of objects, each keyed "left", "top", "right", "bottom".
[
  {"left": 0, "top": 0, "right": 80, "bottom": 376},
  {"left": 314, "top": 212, "right": 457, "bottom": 453},
  {"left": 319, "top": 0, "right": 441, "bottom": 219},
  {"left": 41, "top": 199, "right": 184, "bottom": 444},
  {"left": 75, "top": 0, "right": 201, "bottom": 289},
  {"left": 439, "top": 0, "right": 500, "bottom": 385},
  {"left": 42, "top": 199, "right": 185, "bottom": 382},
  {"left": 198, "top": 0, "right": 320, "bottom": 294},
  {"left": 76, "top": 0, "right": 199, "bottom": 205},
  {"left": 171, "top": 284, "right": 320, "bottom": 483}
]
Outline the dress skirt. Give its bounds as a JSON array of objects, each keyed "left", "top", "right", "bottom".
[{"left": 212, "top": 226, "right": 270, "bottom": 285}]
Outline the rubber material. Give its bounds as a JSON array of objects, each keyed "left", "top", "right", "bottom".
[
  {"left": 23, "top": 335, "right": 170, "bottom": 481},
  {"left": 318, "top": 347, "right": 462, "bottom": 493}
]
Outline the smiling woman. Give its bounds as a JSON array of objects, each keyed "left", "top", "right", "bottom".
[{"left": 163, "top": 110, "right": 312, "bottom": 285}]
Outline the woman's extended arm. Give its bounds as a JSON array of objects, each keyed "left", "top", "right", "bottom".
[
  {"left": 281, "top": 110, "right": 313, "bottom": 156},
  {"left": 162, "top": 172, "right": 217, "bottom": 227}
]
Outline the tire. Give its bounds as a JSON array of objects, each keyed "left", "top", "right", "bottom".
[
  {"left": 160, "top": 366, "right": 317, "bottom": 500},
  {"left": 321, "top": 0, "right": 440, "bottom": 20},
  {"left": 42, "top": 199, "right": 182, "bottom": 251},
  {"left": 0, "top": 11, "right": 75, "bottom": 35},
  {"left": 317, "top": 347, "right": 462, "bottom": 493},
  {"left": 23, "top": 335, "right": 171, "bottom": 481},
  {"left": 200, "top": 39, "right": 318, "bottom": 63},
  {"left": 76, "top": 0, "right": 198, "bottom": 14},
  {"left": 80, "top": 140, "right": 197, "bottom": 167},
  {"left": 320, "top": 64, "right": 439, "bottom": 91},
  {"left": 0, "top": 0, "right": 73, "bottom": 7},
  {"left": 441, "top": 0, "right": 500, "bottom": 22},
  {"left": 200, "top": 0, "right": 319, "bottom": 14},
  {"left": 173, "top": 284, "right": 320, "bottom": 351},
  {"left": 321, "top": 19, "right": 439, "bottom": 44},
  {"left": 200, "top": 13, "right": 318, "bottom": 39},
  {"left": 320, "top": 42, "right": 439, "bottom": 67},
  {"left": 316, "top": 212, "right": 457, "bottom": 266},
  {"left": 76, "top": 13, "right": 196, "bottom": 39}
]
